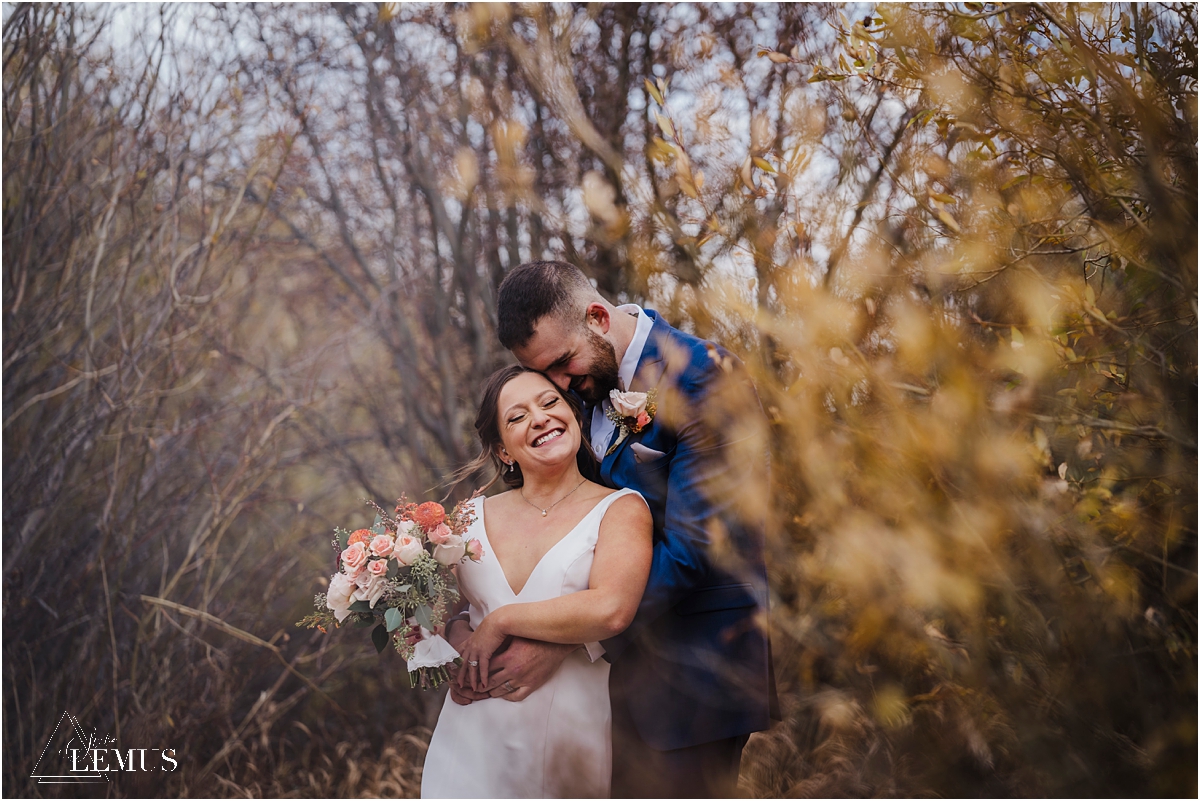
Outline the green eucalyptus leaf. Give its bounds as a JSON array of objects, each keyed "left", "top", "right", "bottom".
[
  {"left": 349, "top": 600, "right": 373, "bottom": 613},
  {"left": 413, "top": 604, "right": 434, "bottom": 632},
  {"left": 371, "top": 623, "right": 389, "bottom": 653},
  {"left": 385, "top": 607, "right": 405, "bottom": 632}
]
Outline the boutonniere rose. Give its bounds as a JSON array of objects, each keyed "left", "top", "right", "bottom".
[{"left": 605, "top": 388, "right": 658, "bottom": 455}]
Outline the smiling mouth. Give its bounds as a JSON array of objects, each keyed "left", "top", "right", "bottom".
[{"left": 532, "top": 429, "right": 565, "bottom": 447}]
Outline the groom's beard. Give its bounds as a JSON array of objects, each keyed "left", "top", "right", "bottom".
[{"left": 574, "top": 330, "right": 620, "bottom": 405}]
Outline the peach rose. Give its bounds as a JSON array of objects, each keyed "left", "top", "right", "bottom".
[
  {"left": 341, "top": 542, "right": 368, "bottom": 572},
  {"left": 367, "top": 557, "right": 389, "bottom": 577},
  {"left": 635, "top": 410, "right": 651, "bottom": 429},
  {"left": 393, "top": 534, "right": 425, "bottom": 566},
  {"left": 369, "top": 534, "right": 395, "bottom": 558},
  {"left": 427, "top": 523, "right": 453, "bottom": 545}
]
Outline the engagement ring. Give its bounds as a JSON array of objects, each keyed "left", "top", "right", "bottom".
[
  {"left": 468, "top": 660, "right": 479, "bottom": 666},
  {"left": 504, "top": 681, "right": 516, "bottom": 693}
]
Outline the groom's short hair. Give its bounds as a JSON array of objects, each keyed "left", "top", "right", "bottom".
[{"left": 497, "top": 260, "right": 597, "bottom": 349}]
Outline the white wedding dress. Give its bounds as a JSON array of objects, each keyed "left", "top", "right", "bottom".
[{"left": 421, "top": 488, "right": 642, "bottom": 799}]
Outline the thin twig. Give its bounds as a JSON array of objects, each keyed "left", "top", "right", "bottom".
[
  {"left": 138, "top": 595, "right": 344, "bottom": 713},
  {"left": 1024, "top": 412, "right": 1196, "bottom": 450}
]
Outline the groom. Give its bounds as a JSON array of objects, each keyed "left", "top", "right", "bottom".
[{"left": 467, "top": 260, "right": 777, "bottom": 797}]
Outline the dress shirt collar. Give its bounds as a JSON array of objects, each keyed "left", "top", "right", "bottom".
[{"left": 616, "top": 304, "right": 653, "bottom": 392}]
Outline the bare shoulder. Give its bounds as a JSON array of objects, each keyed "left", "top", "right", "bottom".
[
  {"left": 482, "top": 490, "right": 519, "bottom": 515},
  {"left": 581, "top": 480, "right": 616, "bottom": 500},
  {"left": 485, "top": 489, "right": 515, "bottom": 505}
]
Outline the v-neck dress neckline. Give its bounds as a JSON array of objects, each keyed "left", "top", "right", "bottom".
[{"left": 477, "top": 490, "right": 618, "bottom": 597}]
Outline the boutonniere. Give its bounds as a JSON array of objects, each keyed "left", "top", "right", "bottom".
[{"left": 604, "top": 388, "right": 658, "bottom": 455}]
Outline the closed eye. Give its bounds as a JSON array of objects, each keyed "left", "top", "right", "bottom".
[{"left": 546, "top": 352, "right": 572, "bottom": 372}]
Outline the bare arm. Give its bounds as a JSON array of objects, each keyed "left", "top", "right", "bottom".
[{"left": 457, "top": 493, "right": 652, "bottom": 692}]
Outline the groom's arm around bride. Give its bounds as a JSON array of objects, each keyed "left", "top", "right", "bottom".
[{"left": 485, "top": 260, "right": 777, "bottom": 798}]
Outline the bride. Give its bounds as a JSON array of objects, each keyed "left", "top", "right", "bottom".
[{"left": 420, "top": 365, "right": 653, "bottom": 799}]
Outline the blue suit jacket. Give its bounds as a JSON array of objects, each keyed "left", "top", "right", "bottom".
[{"left": 594, "top": 310, "right": 776, "bottom": 750}]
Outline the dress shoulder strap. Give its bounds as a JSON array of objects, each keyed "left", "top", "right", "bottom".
[{"left": 585, "top": 487, "right": 646, "bottom": 540}]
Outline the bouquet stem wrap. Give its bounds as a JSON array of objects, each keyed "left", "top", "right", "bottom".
[{"left": 406, "top": 621, "right": 460, "bottom": 689}]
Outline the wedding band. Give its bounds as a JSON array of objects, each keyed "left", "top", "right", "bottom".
[
  {"left": 504, "top": 681, "right": 516, "bottom": 693},
  {"left": 468, "top": 660, "right": 479, "bottom": 666}
]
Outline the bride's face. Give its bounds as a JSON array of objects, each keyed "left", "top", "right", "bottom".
[{"left": 496, "top": 372, "right": 581, "bottom": 474}]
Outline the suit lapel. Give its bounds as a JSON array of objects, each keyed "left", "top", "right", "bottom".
[{"left": 600, "top": 310, "right": 671, "bottom": 484}]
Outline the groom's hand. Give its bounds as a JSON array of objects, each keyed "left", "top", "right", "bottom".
[
  {"left": 448, "top": 677, "right": 491, "bottom": 706},
  {"left": 485, "top": 637, "right": 576, "bottom": 702}
]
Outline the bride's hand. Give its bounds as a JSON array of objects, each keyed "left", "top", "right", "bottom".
[{"left": 456, "top": 612, "right": 509, "bottom": 693}]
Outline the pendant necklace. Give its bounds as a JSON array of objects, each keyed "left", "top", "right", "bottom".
[{"left": 520, "top": 477, "right": 587, "bottom": 517}]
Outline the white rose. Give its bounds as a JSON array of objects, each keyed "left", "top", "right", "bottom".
[
  {"left": 433, "top": 534, "right": 466, "bottom": 565},
  {"left": 393, "top": 534, "right": 425, "bottom": 566},
  {"left": 353, "top": 572, "right": 387, "bottom": 608},
  {"left": 396, "top": 520, "right": 420, "bottom": 539},
  {"left": 609, "top": 389, "right": 648, "bottom": 418},
  {"left": 327, "top": 573, "right": 355, "bottom": 623}
]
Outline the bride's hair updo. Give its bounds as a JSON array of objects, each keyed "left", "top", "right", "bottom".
[{"left": 459, "top": 365, "right": 593, "bottom": 490}]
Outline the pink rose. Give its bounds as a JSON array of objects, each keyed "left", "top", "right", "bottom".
[
  {"left": 393, "top": 534, "right": 425, "bottom": 566},
  {"left": 353, "top": 573, "right": 387, "bottom": 608},
  {"left": 465, "top": 538, "right": 485, "bottom": 563},
  {"left": 369, "top": 534, "right": 395, "bottom": 558},
  {"left": 341, "top": 541, "right": 368, "bottom": 572},
  {"left": 635, "top": 410, "right": 651, "bottom": 429},
  {"left": 367, "top": 557, "right": 389, "bottom": 577},
  {"left": 433, "top": 534, "right": 466, "bottom": 565},
  {"left": 427, "top": 523, "right": 453, "bottom": 545}
]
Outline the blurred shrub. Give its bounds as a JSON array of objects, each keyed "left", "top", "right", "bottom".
[
  {"left": 3, "top": 3, "right": 1194, "bottom": 797},
  {"left": 694, "top": 5, "right": 1196, "bottom": 796}
]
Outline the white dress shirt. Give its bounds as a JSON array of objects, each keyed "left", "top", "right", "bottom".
[
  {"left": 583, "top": 305, "right": 653, "bottom": 662},
  {"left": 589, "top": 305, "right": 654, "bottom": 460}
]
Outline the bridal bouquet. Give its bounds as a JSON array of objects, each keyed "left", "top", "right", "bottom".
[{"left": 298, "top": 494, "right": 484, "bottom": 688}]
